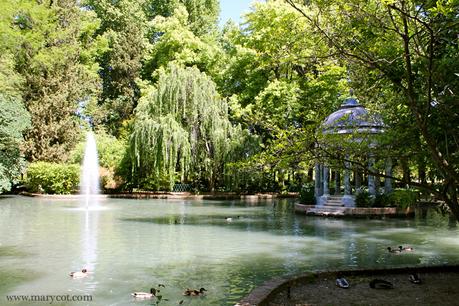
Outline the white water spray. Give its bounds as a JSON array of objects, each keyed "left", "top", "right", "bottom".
[{"left": 80, "top": 131, "right": 100, "bottom": 209}]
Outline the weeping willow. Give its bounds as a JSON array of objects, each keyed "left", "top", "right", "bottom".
[{"left": 130, "top": 63, "right": 242, "bottom": 190}]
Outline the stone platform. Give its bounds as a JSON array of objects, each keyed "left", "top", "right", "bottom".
[{"left": 295, "top": 203, "right": 414, "bottom": 217}]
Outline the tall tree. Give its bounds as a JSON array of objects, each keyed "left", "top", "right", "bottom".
[
  {"left": 84, "top": 0, "right": 147, "bottom": 135},
  {"left": 0, "top": 94, "right": 30, "bottom": 193},
  {"left": 130, "top": 63, "right": 242, "bottom": 191},
  {"left": 0, "top": 18, "right": 30, "bottom": 192},
  {"left": 6, "top": 0, "right": 104, "bottom": 162}
]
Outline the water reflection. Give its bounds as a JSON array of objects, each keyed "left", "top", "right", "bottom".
[{"left": 82, "top": 210, "right": 98, "bottom": 278}]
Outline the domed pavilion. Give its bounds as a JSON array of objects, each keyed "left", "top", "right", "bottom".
[{"left": 314, "top": 93, "right": 393, "bottom": 207}]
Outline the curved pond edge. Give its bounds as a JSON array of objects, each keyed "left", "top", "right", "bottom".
[
  {"left": 20, "top": 191, "right": 298, "bottom": 201},
  {"left": 235, "top": 264, "right": 459, "bottom": 306},
  {"left": 295, "top": 203, "right": 415, "bottom": 218}
]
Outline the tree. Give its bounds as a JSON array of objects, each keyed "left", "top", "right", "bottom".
[
  {"left": 130, "top": 63, "right": 242, "bottom": 191},
  {"left": 286, "top": 0, "right": 459, "bottom": 219},
  {"left": 0, "top": 94, "right": 30, "bottom": 193},
  {"left": 5, "top": 0, "right": 104, "bottom": 162},
  {"left": 84, "top": 0, "right": 147, "bottom": 135},
  {"left": 216, "top": 1, "right": 347, "bottom": 191},
  {"left": 142, "top": 5, "right": 224, "bottom": 82},
  {"left": 144, "top": 0, "right": 219, "bottom": 36}
]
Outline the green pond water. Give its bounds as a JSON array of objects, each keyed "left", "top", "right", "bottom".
[{"left": 1, "top": 196, "right": 459, "bottom": 306}]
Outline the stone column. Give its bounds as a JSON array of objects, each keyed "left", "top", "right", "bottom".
[
  {"left": 323, "top": 166, "right": 330, "bottom": 195},
  {"left": 344, "top": 166, "right": 351, "bottom": 195},
  {"left": 384, "top": 157, "right": 393, "bottom": 193},
  {"left": 319, "top": 166, "right": 330, "bottom": 206},
  {"left": 314, "top": 162, "right": 321, "bottom": 202},
  {"left": 368, "top": 156, "right": 376, "bottom": 196}
]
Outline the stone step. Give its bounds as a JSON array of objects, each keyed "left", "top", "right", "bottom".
[
  {"left": 328, "top": 195, "right": 343, "bottom": 200},
  {"left": 306, "top": 207, "right": 346, "bottom": 216},
  {"left": 323, "top": 203, "right": 344, "bottom": 207}
]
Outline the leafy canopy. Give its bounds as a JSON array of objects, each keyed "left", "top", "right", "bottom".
[{"left": 131, "top": 63, "right": 242, "bottom": 190}]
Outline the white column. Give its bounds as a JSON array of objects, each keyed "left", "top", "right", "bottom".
[
  {"left": 344, "top": 164, "right": 351, "bottom": 195},
  {"left": 323, "top": 166, "right": 330, "bottom": 195},
  {"left": 318, "top": 165, "right": 330, "bottom": 206}
]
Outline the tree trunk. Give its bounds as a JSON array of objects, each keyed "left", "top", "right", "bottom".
[
  {"left": 401, "top": 158, "right": 411, "bottom": 186},
  {"left": 418, "top": 157, "right": 427, "bottom": 184},
  {"left": 307, "top": 167, "right": 313, "bottom": 181}
]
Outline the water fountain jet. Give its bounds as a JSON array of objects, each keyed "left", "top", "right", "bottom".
[{"left": 80, "top": 131, "right": 100, "bottom": 209}]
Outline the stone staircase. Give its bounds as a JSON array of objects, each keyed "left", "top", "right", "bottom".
[
  {"left": 323, "top": 195, "right": 345, "bottom": 207},
  {"left": 306, "top": 195, "right": 347, "bottom": 216}
]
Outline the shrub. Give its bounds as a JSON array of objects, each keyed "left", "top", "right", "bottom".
[
  {"left": 26, "top": 162, "right": 79, "bottom": 194},
  {"left": 373, "top": 193, "right": 391, "bottom": 207},
  {"left": 355, "top": 189, "right": 371, "bottom": 207},
  {"left": 388, "top": 189, "right": 419, "bottom": 209},
  {"left": 299, "top": 185, "right": 315, "bottom": 204}
]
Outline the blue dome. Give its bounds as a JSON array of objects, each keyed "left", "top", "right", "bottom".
[{"left": 322, "top": 97, "right": 384, "bottom": 135}]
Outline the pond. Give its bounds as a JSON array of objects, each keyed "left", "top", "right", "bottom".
[{"left": 1, "top": 196, "right": 458, "bottom": 305}]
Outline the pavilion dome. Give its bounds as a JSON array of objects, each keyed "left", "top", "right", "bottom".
[{"left": 322, "top": 96, "right": 385, "bottom": 135}]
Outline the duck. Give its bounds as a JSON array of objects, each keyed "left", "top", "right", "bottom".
[
  {"left": 131, "top": 288, "right": 156, "bottom": 299},
  {"left": 183, "top": 287, "right": 207, "bottom": 296},
  {"left": 225, "top": 217, "right": 233, "bottom": 222},
  {"left": 69, "top": 269, "right": 88, "bottom": 278},
  {"left": 336, "top": 276, "right": 350, "bottom": 289},
  {"left": 387, "top": 247, "right": 401, "bottom": 253},
  {"left": 369, "top": 279, "right": 394, "bottom": 289},
  {"left": 409, "top": 273, "right": 422, "bottom": 284},
  {"left": 399, "top": 245, "right": 414, "bottom": 252}
]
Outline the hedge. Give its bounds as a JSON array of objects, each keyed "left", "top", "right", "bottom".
[{"left": 26, "top": 162, "right": 79, "bottom": 194}]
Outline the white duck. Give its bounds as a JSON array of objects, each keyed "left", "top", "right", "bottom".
[
  {"left": 131, "top": 288, "right": 156, "bottom": 299},
  {"left": 69, "top": 269, "right": 88, "bottom": 278}
]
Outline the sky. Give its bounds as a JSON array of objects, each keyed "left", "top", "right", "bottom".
[{"left": 219, "top": 0, "right": 261, "bottom": 26}]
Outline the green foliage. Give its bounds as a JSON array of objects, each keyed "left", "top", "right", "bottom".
[
  {"left": 214, "top": 1, "right": 347, "bottom": 192},
  {"left": 355, "top": 189, "right": 371, "bottom": 208},
  {"left": 357, "top": 189, "right": 418, "bottom": 208},
  {"left": 85, "top": 0, "right": 146, "bottom": 135},
  {"left": 26, "top": 162, "right": 79, "bottom": 194},
  {"left": 143, "top": 5, "right": 224, "bottom": 81},
  {"left": 389, "top": 189, "right": 419, "bottom": 209},
  {"left": 299, "top": 185, "right": 315, "bottom": 204},
  {"left": 131, "top": 63, "right": 242, "bottom": 191},
  {"left": 144, "top": 0, "right": 220, "bottom": 36},
  {"left": 0, "top": 94, "right": 31, "bottom": 193},
  {"left": 1, "top": 0, "right": 105, "bottom": 162},
  {"left": 373, "top": 193, "right": 391, "bottom": 208}
]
